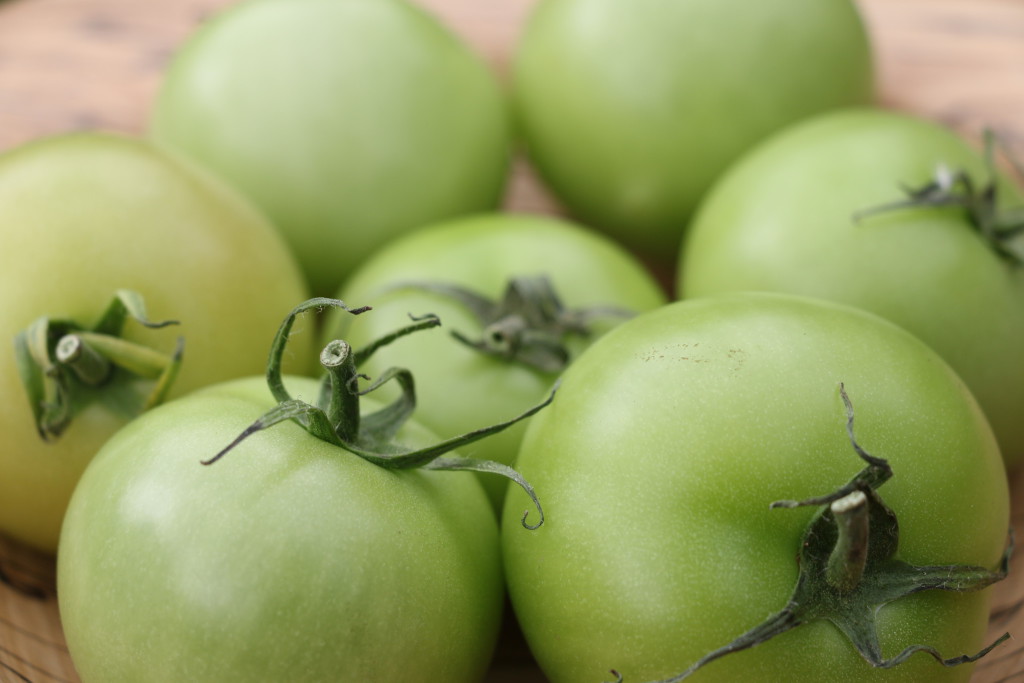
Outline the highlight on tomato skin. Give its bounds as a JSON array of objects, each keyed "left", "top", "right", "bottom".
[
  {"left": 56, "top": 297, "right": 563, "bottom": 683},
  {"left": 150, "top": 0, "right": 513, "bottom": 297},
  {"left": 57, "top": 375, "right": 508, "bottom": 683},
  {"left": 503, "top": 292, "right": 1009, "bottom": 683},
  {"left": 513, "top": 0, "right": 873, "bottom": 260}
]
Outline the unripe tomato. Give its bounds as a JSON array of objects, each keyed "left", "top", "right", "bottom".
[
  {"left": 152, "top": 0, "right": 511, "bottom": 296},
  {"left": 0, "top": 133, "right": 311, "bottom": 552},
  {"left": 504, "top": 293, "right": 1008, "bottom": 682},
  {"left": 680, "top": 108, "right": 1024, "bottom": 465},
  {"left": 514, "top": 0, "right": 873, "bottom": 259}
]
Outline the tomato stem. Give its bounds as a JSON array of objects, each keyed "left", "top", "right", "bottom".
[
  {"left": 385, "top": 275, "right": 634, "bottom": 372},
  {"left": 54, "top": 334, "right": 112, "bottom": 386},
  {"left": 854, "top": 129, "right": 1024, "bottom": 266},
  {"left": 209, "top": 298, "right": 553, "bottom": 528},
  {"left": 825, "top": 490, "right": 869, "bottom": 593},
  {"left": 13, "top": 289, "right": 183, "bottom": 441},
  {"left": 616, "top": 383, "right": 1013, "bottom": 682},
  {"left": 319, "top": 340, "right": 361, "bottom": 443}
]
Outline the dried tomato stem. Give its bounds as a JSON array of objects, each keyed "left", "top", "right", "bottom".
[{"left": 826, "top": 490, "right": 869, "bottom": 593}]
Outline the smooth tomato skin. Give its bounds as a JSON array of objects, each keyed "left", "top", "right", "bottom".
[
  {"left": 0, "top": 133, "right": 312, "bottom": 553},
  {"left": 324, "top": 212, "right": 667, "bottom": 508},
  {"left": 679, "top": 108, "right": 1024, "bottom": 465},
  {"left": 58, "top": 375, "right": 504, "bottom": 683},
  {"left": 513, "top": 0, "right": 872, "bottom": 257},
  {"left": 151, "top": 0, "right": 510, "bottom": 296},
  {"left": 502, "top": 293, "right": 1008, "bottom": 683}
]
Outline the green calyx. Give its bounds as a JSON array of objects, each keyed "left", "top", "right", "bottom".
[
  {"left": 387, "top": 275, "right": 634, "bottom": 372},
  {"left": 855, "top": 130, "right": 1024, "bottom": 265},
  {"left": 14, "top": 289, "right": 184, "bottom": 441},
  {"left": 611, "top": 383, "right": 1013, "bottom": 683},
  {"left": 203, "top": 298, "right": 555, "bottom": 529}
]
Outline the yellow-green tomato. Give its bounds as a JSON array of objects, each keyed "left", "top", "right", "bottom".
[
  {"left": 325, "top": 212, "right": 667, "bottom": 508},
  {"left": 503, "top": 293, "right": 1008, "bottom": 682},
  {"left": 151, "top": 0, "right": 510, "bottom": 296},
  {"left": 0, "top": 133, "right": 311, "bottom": 553},
  {"left": 679, "top": 108, "right": 1024, "bottom": 465},
  {"left": 513, "top": 0, "right": 873, "bottom": 259},
  {"left": 58, "top": 375, "right": 503, "bottom": 683}
]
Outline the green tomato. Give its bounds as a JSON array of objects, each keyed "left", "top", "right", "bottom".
[
  {"left": 0, "top": 133, "right": 311, "bottom": 553},
  {"left": 513, "top": 0, "right": 873, "bottom": 258},
  {"left": 679, "top": 108, "right": 1024, "bottom": 466},
  {"left": 151, "top": 0, "right": 510, "bottom": 296},
  {"left": 58, "top": 374, "right": 503, "bottom": 682},
  {"left": 503, "top": 293, "right": 1008, "bottom": 682},
  {"left": 324, "top": 212, "right": 667, "bottom": 508}
]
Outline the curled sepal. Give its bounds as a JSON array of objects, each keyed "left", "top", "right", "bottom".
[
  {"left": 853, "top": 129, "right": 1024, "bottom": 266},
  {"left": 427, "top": 456, "right": 544, "bottom": 530},
  {"left": 207, "top": 298, "right": 555, "bottom": 527},
  {"left": 264, "top": 297, "right": 372, "bottom": 406},
  {"left": 614, "top": 383, "right": 1013, "bottom": 683},
  {"left": 352, "top": 312, "right": 441, "bottom": 367},
  {"left": 13, "top": 289, "right": 184, "bottom": 441},
  {"left": 387, "top": 275, "right": 634, "bottom": 372}
]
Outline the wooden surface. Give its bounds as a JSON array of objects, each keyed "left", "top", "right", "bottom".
[{"left": 1, "top": 0, "right": 1023, "bottom": 681}]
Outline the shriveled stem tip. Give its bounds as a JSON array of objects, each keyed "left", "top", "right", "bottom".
[{"left": 320, "top": 339, "right": 352, "bottom": 368}]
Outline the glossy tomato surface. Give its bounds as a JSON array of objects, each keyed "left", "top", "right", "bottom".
[
  {"left": 513, "top": 0, "right": 873, "bottom": 258},
  {"left": 151, "top": 0, "right": 510, "bottom": 296},
  {"left": 325, "top": 212, "right": 667, "bottom": 507},
  {"left": 679, "top": 108, "right": 1024, "bottom": 465},
  {"left": 503, "top": 293, "right": 1008, "bottom": 683},
  {"left": 0, "top": 133, "right": 311, "bottom": 552},
  {"left": 58, "top": 375, "right": 504, "bottom": 683}
]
